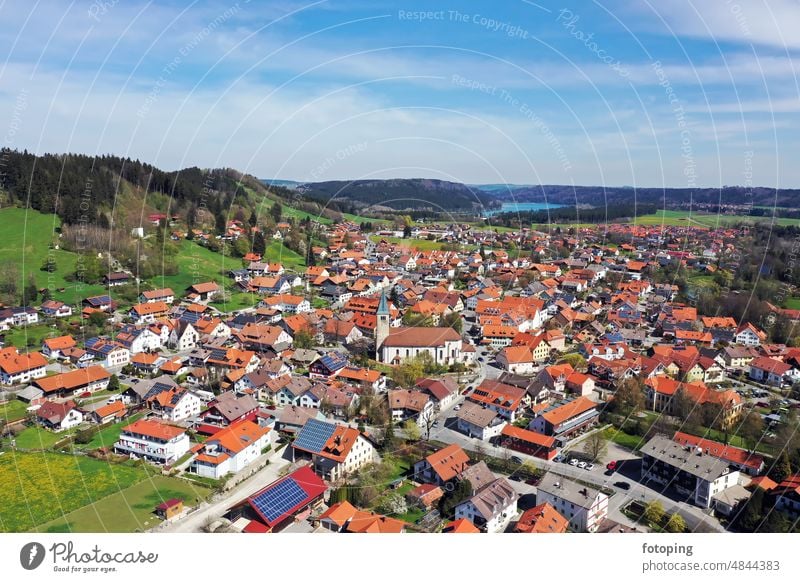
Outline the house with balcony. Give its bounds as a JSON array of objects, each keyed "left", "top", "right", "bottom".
[
  {"left": 114, "top": 419, "right": 190, "bottom": 464},
  {"left": 190, "top": 420, "right": 273, "bottom": 479},
  {"left": 536, "top": 472, "right": 608, "bottom": 532}
]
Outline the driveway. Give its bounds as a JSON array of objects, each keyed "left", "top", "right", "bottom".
[{"left": 155, "top": 447, "right": 295, "bottom": 533}]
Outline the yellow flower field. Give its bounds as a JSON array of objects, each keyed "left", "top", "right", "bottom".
[{"left": 0, "top": 451, "right": 145, "bottom": 532}]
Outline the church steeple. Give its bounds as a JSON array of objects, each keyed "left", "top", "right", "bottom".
[
  {"left": 377, "top": 288, "right": 389, "bottom": 316},
  {"left": 375, "top": 289, "right": 390, "bottom": 357}
]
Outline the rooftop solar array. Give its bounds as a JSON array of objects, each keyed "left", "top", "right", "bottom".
[
  {"left": 143, "top": 381, "right": 173, "bottom": 401},
  {"left": 179, "top": 311, "right": 202, "bottom": 324},
  {"left": 293, "top": 418, "right": 336, "bottom": 453},
  {"left": 249, "top": 478, "right": 307, "bottom": 525}
]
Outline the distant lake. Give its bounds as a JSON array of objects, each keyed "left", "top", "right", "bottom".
[{"left": 483, "top": 202, "right": 565, "bottom": 217}]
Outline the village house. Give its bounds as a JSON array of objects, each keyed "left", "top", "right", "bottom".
[
  {"left": 292, "top": 419, "right": 378, "bottom": 481},
  {"left": 190, "top": 420, "right": 273, "bottom": 479},
  {"left": 36, "top": 400, "right": 83, "bottom": 432},
  {"left": 454, "top": 477, "right": 518, "bottom": 533},
  {"left": 114, "top": 419, "right": 190, "bottom": 465},
  {"left": 536, "top": 472, "right": 608, "bottom": 532}
]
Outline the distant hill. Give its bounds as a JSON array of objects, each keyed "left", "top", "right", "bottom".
[
  {"left": 260, "top": 179, "right": 303, "bottom": 189},
  {"left": 295, "top": 178, "right": 497, "bottom": 214},
  {"left": 491, "top": 184, "right": 800, "bottom": 208}
]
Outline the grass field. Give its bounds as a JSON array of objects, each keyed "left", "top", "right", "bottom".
[
  {"left": 0, "top": 399, "right": 30, "bottom": 424},
  {"left": 34, "top": 475, "right": 211, "bottom": 533},
  {"left": 341, "top": 212, "right": 389, "bottom": 225},
  {"left": 0, "top": 451, "right": 147, "bottom": 532},
  {"left": 369, "top": 235, "right": 476, "bottom": 251},
  {"left": 528, "top": 209, "right": 800, "bottom": 230},
  {"left": 263, "top": 240, "right": 305, "bottom": 271},
  {"left": 0, "top": 208, "right": 107, "bottom": 304},
  {"left": 3, "top": 323, "right": 63, "bottom": 349},
  {"left": 633, "top": 209, "right": 800, "bottom": 228},
  {"left": 210, "top": 291, "right": 260, "bottom": 312},
  {"left": 9, "top": 425, "right": 73, "bottom": 450},
  {"left": 784, "top": 297, "right": 800, "bottom": 310},
  {"left": 602, "top": 426, "right": 647, "bottom": 451},
  {"left": 148, "top": 239, "right": 232, "bottom": 291},
  {"left": 74, "top": 414, "right": 145, "bottom": 452}
]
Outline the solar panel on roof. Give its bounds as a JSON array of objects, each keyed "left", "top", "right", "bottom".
[
  {"left": 180, "top": 311, "right": 201, "bottom": 324},
  {"left": 249, "top": 478, "right": 307, "bottom": 524},
  {"left": 293, "top": 419, "right": 336, "bottom": 453}
]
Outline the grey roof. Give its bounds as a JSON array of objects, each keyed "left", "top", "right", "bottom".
[
  {"left": 460, "top": 477, "right": 516, "bottom": 520},
  {"left": 711, "top": 484, "right": 750, "bottom": 507},
  {"left": 16, "top": 385, "right": 44, "bottom": 402},
  {"left": 537, "top": 472, "right": 605, "bottom": 509},
  {"left": 641, "top": 435, "right": 735, "bottom": 481},
  {"left": 456, "top": 401, "right": 500, "bottom": 428},
  {"left": 461, "top": 461, "right": 496, "bottom": 492}
]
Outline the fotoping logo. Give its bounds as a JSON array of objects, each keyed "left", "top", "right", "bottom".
[{"left": 20, "top": 542, "right": 46, "bottom": 570}]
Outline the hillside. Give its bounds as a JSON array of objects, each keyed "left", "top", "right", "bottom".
[{"left": 295, "top": 178, "right": 498, "bottom": 214}]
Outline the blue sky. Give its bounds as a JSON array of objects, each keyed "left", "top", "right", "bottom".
[{"left": 0, "top": 0, "right": 798, "bottom": 187}]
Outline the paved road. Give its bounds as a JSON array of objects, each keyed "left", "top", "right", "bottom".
[
  {"left": 428, "top": 419, "right": 725, "bottom": 533},
  {"left": 156, "top": 448, "right": 294, "bottom": 533}
]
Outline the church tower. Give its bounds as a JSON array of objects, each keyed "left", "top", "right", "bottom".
[{"left": 375, "top": 289, "right": 390, "bottom": 357}]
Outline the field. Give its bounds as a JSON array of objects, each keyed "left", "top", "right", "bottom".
[
  {"left": 210, "top": 291, "right": 260, "bottom": 312},
  {"left": 0, "top": 451, "right": 147, "bottom": 532},
  {"left": 369, "top": 235, "right": 475, "bottom": 252},
  {"left": 35, "top": 475, "right": 211, "bottom": 533},
  {"left": 783, "top": 297, "right": 800, "bottom": 310},
  {"left": 74, "top": 413, "right": 145, "bottom": 452},
  {"left": 0, "top": 398, "right": 30, "bottom": 423},
  {"left": 0, "top": 208, "right": 107, "bottom": 304},
  {"left": 528, "top": 209, "right": 800, "bottom": 230},
  {"left": 263, "top": 240, "right": 306, "bottom": 271},
  {"left": 2, "top": 323, "right": 63, "bottom": 349},
  {"left": 149, "top": 239, "right": 233, "bottom": 291},
  {"left": 632, "top": 209, "right": 800, "bottom": 228},
  {"left": 9, "top": 425, "right": 73, "bottom": 450}
]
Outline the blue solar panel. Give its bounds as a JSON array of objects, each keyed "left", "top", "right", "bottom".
[
  {"left": 250, "top": 478, "right": 307, "bottom": 524},
  {"left": 180, "top": 311, "right": 201, "bottom": 324},
  {"left": 294, "top": 419, "right": 336, "bottom": 453}
]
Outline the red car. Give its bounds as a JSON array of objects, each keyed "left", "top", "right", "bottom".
[{"left": 606, "top": 460, "right": 617, "bottom": 471}]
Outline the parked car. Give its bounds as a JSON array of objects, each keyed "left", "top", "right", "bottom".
[
  {"left": 577, "top": 461, "right": 587, "bottom": 469},
  {"left": 569, "top": 458, "right": 579, "bottom": 466},
  {"left": 453, "top": 405, "right": 461, "bottom": 411},
  {"left": 553, "top": 454, "right": 565, "bottom": 463},
  {"left": 511, "top": 456, "right": 523, "bottom": 464},
  {"left": 606, "top": 460, "right": 617, "bottom": 471},
  {"left": 585, "top": 463, "right": 595, "bottom": 471},
  {"left": 614, "top": 481, "right": 631, "bottom": 490}
]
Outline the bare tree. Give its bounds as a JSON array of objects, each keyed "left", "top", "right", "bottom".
[{"left": 582, "top": 430, "right": 608, "bottom": 462}]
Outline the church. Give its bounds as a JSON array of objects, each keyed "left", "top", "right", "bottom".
[{"left": 375, "top": 291, "right": 467, "bottom": 366}]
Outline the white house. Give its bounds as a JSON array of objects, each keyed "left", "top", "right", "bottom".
[
  {"left": 292, "top": 419, "right": 378, "bottom": 481},
  {"left": 36, "top": 401, "right": 83, "bottom": 432},
  {"left": 536, "top": 472, "right": 609, "bottom": 532},
  {"left": 455, "top": 477, "right": 518, "bottom": 533},
  {"left": 640, "top": 435, "right": 742, "bottom": 509},
  {"left": 0, "top": 347, "right": 48, "bottom": 385},
  {"left": 455, "top": 401, "right": 507, "bottom": 440},
  {"left": 148, "top": 387, "right": 202, "bottom": 422},
  {"left": 190, "top": 420, "right": 273, "bottom": 479},
  {"left": 169, "top": 321, "right": 200, "bottom": 351},
  {"left": 114, "top": 419, "right": 190, "bottom": 465},
  {"left": 735, "top": 323, "right": 766, "bottom": 347}
]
